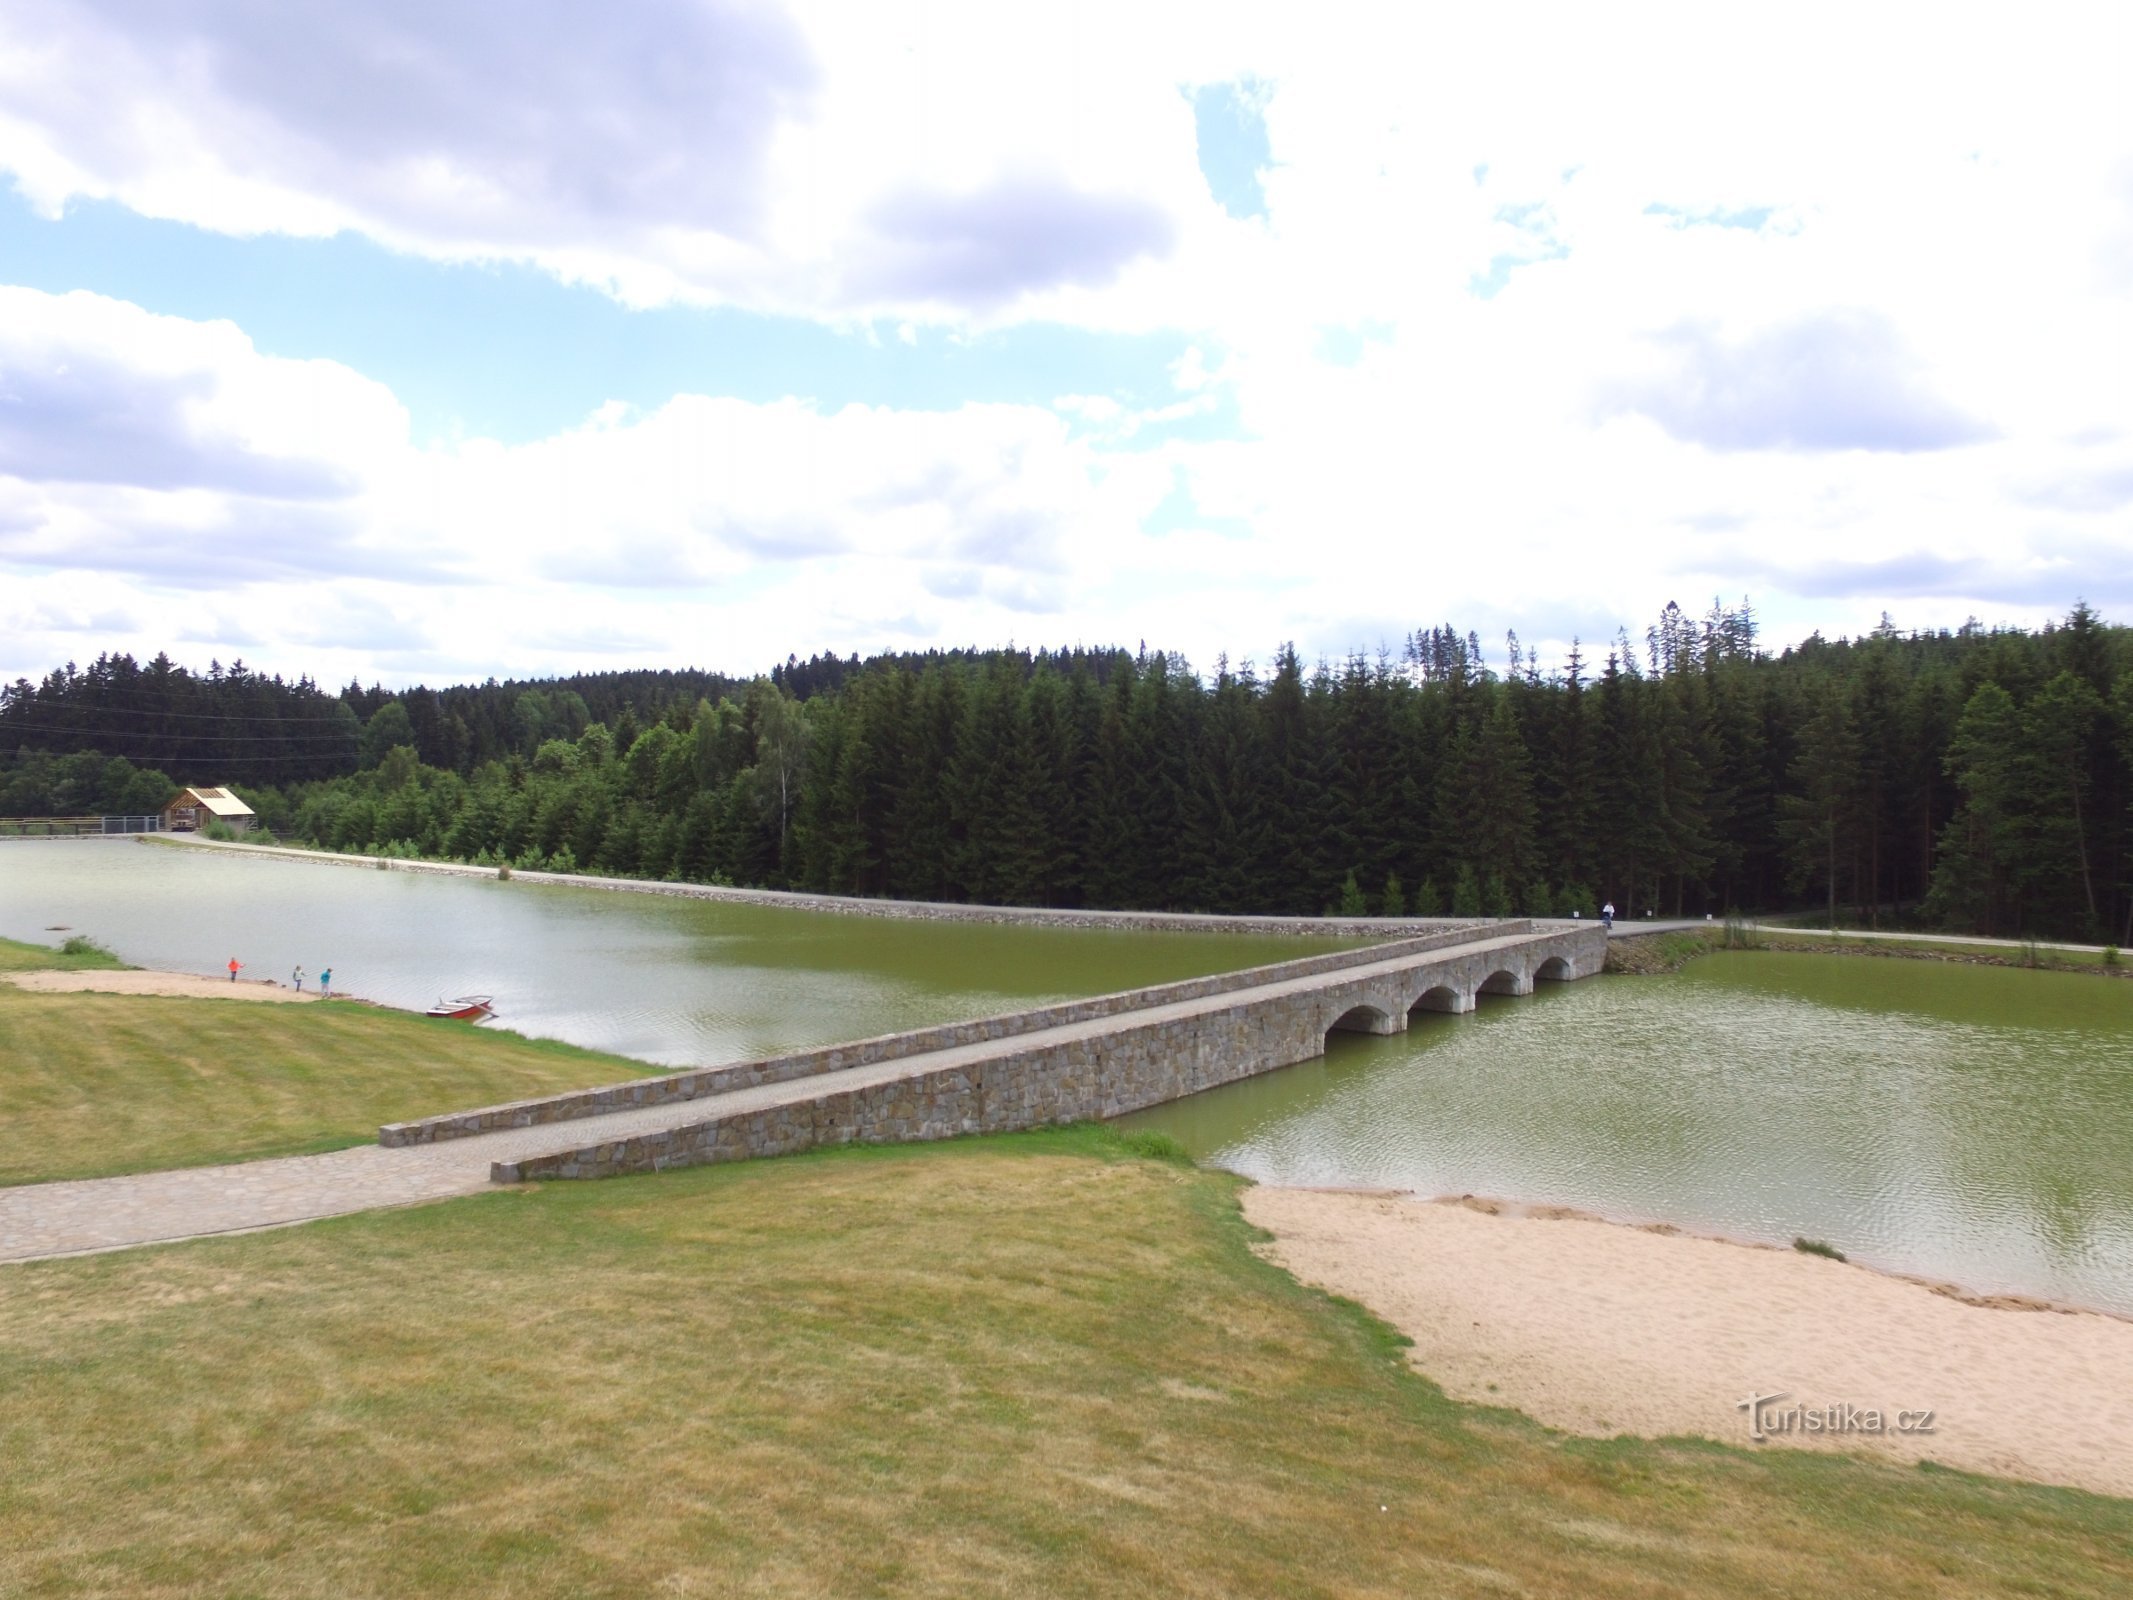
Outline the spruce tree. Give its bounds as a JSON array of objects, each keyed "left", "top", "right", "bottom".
[
  {"left": 1335, "top": 869, "right": 1369, "bottom": 917},
  {"left": 1378, "top": 870, "right": 1407, "bottom": 918}
]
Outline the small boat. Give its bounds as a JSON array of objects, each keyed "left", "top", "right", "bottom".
[{"left": 425, "top": 994, "right": 495, "bottom": 1021}]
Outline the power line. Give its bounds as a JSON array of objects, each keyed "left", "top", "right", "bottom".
[
  {"left": 0, "top": 701, "right": 358, "bottom": 725},
  {"left": 0, "top": 719, "right": 358, "bottom": 746},
  {"left": 0, "top": 747, "right": 356, "bottom": 768}
]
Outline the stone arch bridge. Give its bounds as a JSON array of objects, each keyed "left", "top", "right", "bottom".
[{"left": 375, "top": 919, "right": 1610, "bottom": 1183}]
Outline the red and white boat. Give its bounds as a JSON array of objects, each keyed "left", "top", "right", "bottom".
[{"left": 425, "top": 994, "right": 495, "bottom": 1021}]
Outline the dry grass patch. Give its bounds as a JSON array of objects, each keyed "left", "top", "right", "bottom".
[
  {"left": 0, "top": 987, "right": 661, "bottom": 1184},
  {"left": 1, "top": 1129, "right": 2126, "bottom": 1598}
]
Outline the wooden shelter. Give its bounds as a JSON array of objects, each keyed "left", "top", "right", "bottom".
[{"left": 162, "top": 786, "right": 256, "bottom": 833}]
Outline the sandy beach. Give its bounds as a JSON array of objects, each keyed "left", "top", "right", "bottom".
[
  {"left": 1244, "top": 1186, "right": 2133, "bottom": 1500},
  {"left": 4, "top": 970, "right": 324, "bottom": 1003}
]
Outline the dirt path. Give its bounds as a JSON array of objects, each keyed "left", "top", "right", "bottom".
[{"left": 1244, "top": 1186, "right": 2133, "bottom": 1501}]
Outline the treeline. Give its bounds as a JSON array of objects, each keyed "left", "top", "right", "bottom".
[
  {"left": 339, "top": 668, "right": 742, "bottom": 774},
  {"left": 0, "top": 749, "right": 180, "bottom": 817},
  {"left": 1, "top": 654, "right": 358, "bottom": 784},
  {"left": 2, "top": 656, "right": 745, "bottom": 786},
  {"left": 182, "top": 600, "right": 2133, "bottom": 944},
  {"left": 8, "top": 604, "right": 2128, "bottom": 939}
]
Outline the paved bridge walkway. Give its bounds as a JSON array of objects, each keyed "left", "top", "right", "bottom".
[{"left": 0, "top": 920, "right": 1604, "bottom": 1263}]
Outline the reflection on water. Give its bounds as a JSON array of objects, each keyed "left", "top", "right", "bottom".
[
  {"left": 0, "top": 842, "right": 1340, "bottom": 1067},
  {"left": 1119, "top": 952, "right": 2133, "bottom": 1315}
]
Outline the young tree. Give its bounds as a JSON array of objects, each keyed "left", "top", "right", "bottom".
[{"left": 748, "top": 680, "right": 811, "bottom": 879}]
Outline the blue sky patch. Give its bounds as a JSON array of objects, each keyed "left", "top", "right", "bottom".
[
  {"left": 1188, "top": 79, "right": 1272, "bottom": 221},
  {"left": 1316, "top": 321, "right": 1394, "bottom": 365},
  {"left": 1141, "top": 464, "right": 1255, "bottom": 538},
  {"left": 1645, "top": 201, "right": 1776, "bottom": 232},
  {"left": 0, "top": 192, "right": 1204, "bottom": 443}
]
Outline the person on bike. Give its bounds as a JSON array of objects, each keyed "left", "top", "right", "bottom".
[{"left": 1601, "top": 901, "right": 1615, "bottom": 930}]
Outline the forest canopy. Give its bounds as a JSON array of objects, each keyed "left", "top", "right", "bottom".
[{"left": 5, "top": 601, "right": 2129, "bottom": 943}]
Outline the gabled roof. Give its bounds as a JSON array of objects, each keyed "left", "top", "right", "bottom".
[{"left": 173, "top": 786, "right": 256, "bottom": 818}]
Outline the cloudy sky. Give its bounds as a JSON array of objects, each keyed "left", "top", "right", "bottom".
[{"left": 1, "top": 1, "right": 2128, "bottom": 688}]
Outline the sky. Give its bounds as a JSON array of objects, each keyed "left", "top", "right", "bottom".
[{"left": 0, "top": 0, "right": 2129, "bottom": 689}]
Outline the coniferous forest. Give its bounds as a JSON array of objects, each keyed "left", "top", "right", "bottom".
[{"left": 5, "top": 600, "right": 2131, "bottom": 943}]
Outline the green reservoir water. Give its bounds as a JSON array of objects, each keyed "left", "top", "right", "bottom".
[
  {"left": 1121, "top": 951, "right": 2133, "bottom": 1315},
  {"left": 0, "top": 841, "right": 1339, "bottom": 1067},
  {"left": 9, "top": 843, "right": 2131, "bottom": 1313}
]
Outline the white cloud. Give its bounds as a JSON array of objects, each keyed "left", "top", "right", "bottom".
[
  {"left": 1606, "top": 311, "right": 1995, "bottom": 454},
  {"left": 2, "top": 4, "right": 2132, "bottom": 680}
]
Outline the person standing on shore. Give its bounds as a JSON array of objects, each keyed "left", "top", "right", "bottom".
[
  {"left": 292, "top": 964, "right": 304, "bottom": 993},
  {"left": 319, "top": 967, "right": 332, "bottom": 999},
  {"left": 228, "top": 957, "right": 242, "bottom": 983}
]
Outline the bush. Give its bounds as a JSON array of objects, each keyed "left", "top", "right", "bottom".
[
  {"left": 2104, "top": 945, "right": 2121, "bottom": 968},
  {"left": 58, "top": 935, "right": 110, "bottom": 959},
  {"left": 202, "top": 820, "right": 236, "bottom": 842}
]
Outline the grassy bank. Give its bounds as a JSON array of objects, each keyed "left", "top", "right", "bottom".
[
  {"left": 2, "top": 1128, "right": 2126, "bottom": 1597},
  {"left": 1765, "top": 930, "right": 2129, "bottom": 972},
  {"left": 0, "top": 933, "right": 128, "bottom": 974},
  {"left": 0, "top": 978, "right": 662, "bottom": 1185},
  {"left": 1606, "top": 925, "right": 2133, "bottom": 979}
]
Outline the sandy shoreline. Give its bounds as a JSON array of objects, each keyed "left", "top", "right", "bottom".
[
  {"left": 1244, "top": 1186, "right": 2133, "bottom": 1500},
  {"left": 3, "top": 970, "right": 340, "bottom": 1003}
]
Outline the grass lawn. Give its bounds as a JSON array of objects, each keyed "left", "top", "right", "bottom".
[
  {"left": 0, "top": 951, "right": 662, "bottom": 1184},
  {"left": 0, "top": 1129, "right": 2125, "bottom": 1598},
  {"left": 0, "top": 932, "right": 129, "bottom": 974}
]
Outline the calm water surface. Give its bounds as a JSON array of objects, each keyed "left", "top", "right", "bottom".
[
  {"left": 1121, "top": 951, "right": 2133, "bottom": 1314},
  {"left": 12, "top": 843, "right": 2130, "bottom": 1312},
  {"left": 0, "top": 841, "right": 1339, "bottom": 1066}
]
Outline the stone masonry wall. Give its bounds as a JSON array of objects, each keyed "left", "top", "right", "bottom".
[
  {"left": 381, "top": 922, "right": 1524, "bottom": 1146},
  {"left": 161, "top": 833, "right": 1485, "bottom": 938},
  {"left": 490, "top": 924, "right": 1605, "bottom": 1182}
]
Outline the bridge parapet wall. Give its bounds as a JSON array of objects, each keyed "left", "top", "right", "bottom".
[
  {"left": 491, "top": 923, "right": 1607, "bottom": 1182},
  {"left": 384, "top": 921, "right": 1520, "bottom": 1147}
]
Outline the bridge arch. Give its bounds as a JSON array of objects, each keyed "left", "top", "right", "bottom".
[
  {"left": 1477, "top": 967, "right": 1530, "bottom": 998},
  {"left": 1328, "top": 1002, "right": 1398, "bottom": 1037},
  {"left": 1408, "top": 984, "right": 1467, "bottom": 1015},
  {"left": 1534, "top": 955, "right": 1573, "bottom": 983}
]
